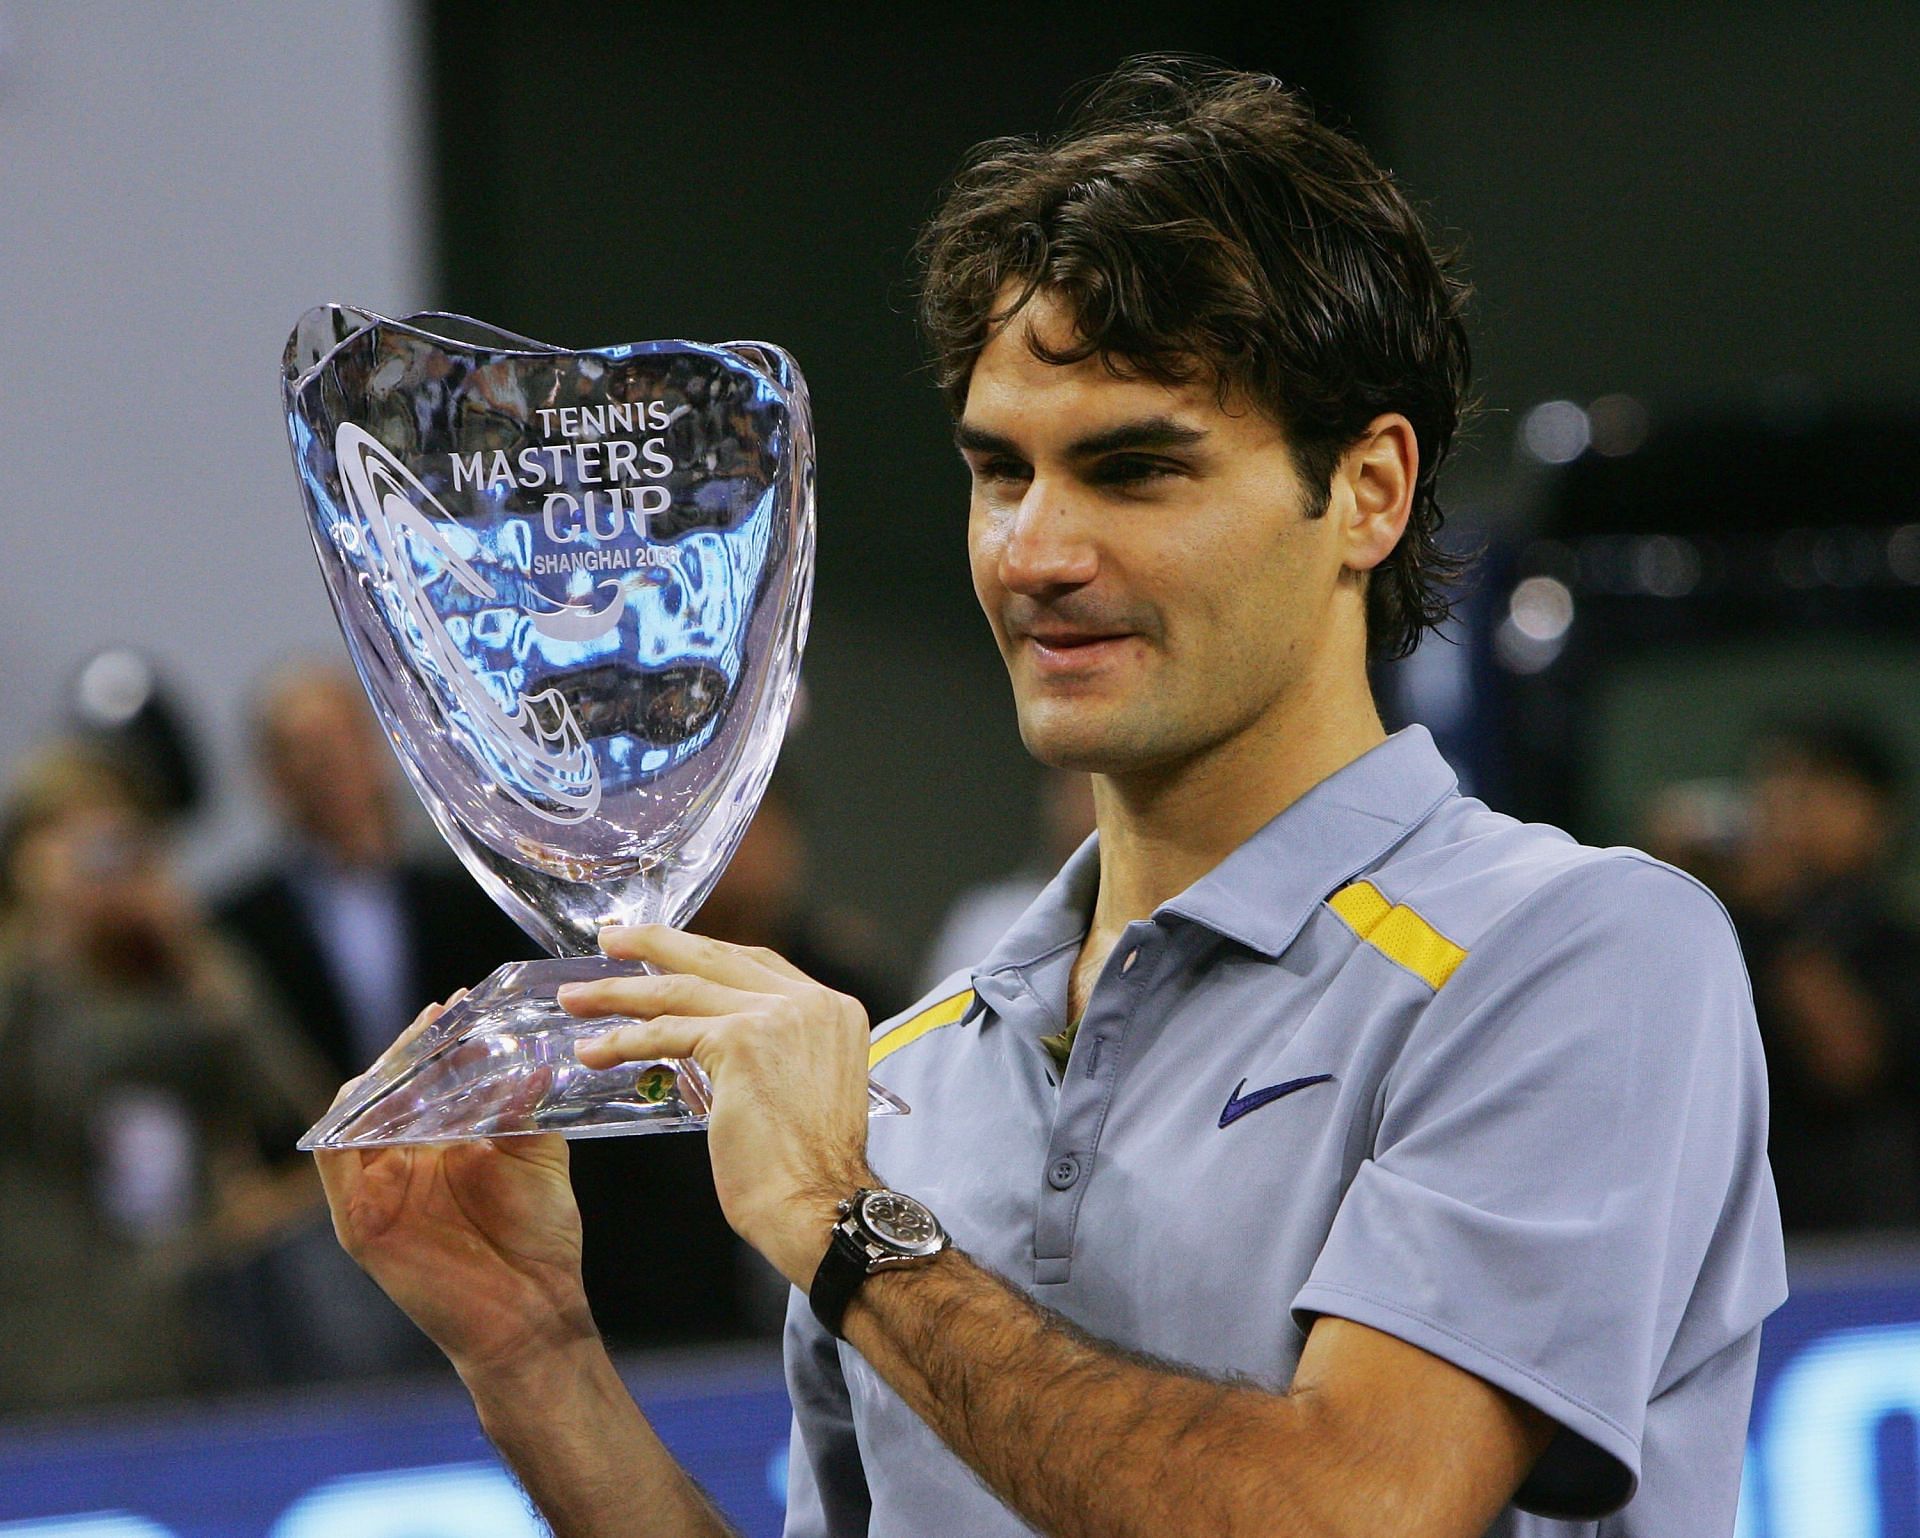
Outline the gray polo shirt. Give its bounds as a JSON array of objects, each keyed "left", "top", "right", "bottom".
[{"left": 783, "top": 726, "right": 1786, "bottom": 1537}]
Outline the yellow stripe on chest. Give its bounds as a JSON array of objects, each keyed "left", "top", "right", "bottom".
[
  {"left": 870, "top": 988, "right": 976, "bottom": 1069},
  {"left": 1328, "top": 881, "right": 1468, "bottom": 990}
]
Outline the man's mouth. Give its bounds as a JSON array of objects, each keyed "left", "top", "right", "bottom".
[
  {"left": 1021, "top": 630, "right": 1139, "bottom": 673},
  {"left": 1027, "top": 627, "right": 1129, "bottom": 645}
]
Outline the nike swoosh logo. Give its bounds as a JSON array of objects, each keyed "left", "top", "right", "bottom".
[{"left": 1218, "top": 1073, "right": 1334, "bottom": 1129}]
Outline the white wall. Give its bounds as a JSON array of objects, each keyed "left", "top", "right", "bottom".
[{"left": 0, "top": 0, "right": 427, "bottom": 876}]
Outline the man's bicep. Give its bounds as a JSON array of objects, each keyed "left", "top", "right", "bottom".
[{"left": 1288, "top": 1314, "right": 1555, "bottom": 1537}]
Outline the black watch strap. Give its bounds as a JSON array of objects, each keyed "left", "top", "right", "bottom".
[{"left": 808, "top": 1222, "right": 875, "bottom": 1340}]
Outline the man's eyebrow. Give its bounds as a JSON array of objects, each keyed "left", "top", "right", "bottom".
[
  {"left": 952, "top": 416, "right": 1209, "bottom": 460},
  {"left": 953, "top": 421, "right": 1019, "bottom": 457},
  {"left": 1065, "top": 417, "right": 1209, "bottom": 459}
]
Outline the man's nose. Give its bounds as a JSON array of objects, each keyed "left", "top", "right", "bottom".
[{"left": 998, "top": 480, "right": 1099, "bottom": 594}]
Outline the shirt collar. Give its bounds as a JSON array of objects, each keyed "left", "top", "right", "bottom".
[
  {"left": 1157, "top": 724, "right": 1458, "bottom": 957},
  {"left": 969, "top": 725, "right": 1459, "bottom": 1007}
]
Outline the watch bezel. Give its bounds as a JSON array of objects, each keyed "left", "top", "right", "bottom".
[{"left": 853, "top": 1188, "right": 947, "bottom": 1259}]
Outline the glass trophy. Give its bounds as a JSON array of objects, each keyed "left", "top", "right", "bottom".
[{"left": 281, "top": 307, "right": 906, "bottom": 1148}]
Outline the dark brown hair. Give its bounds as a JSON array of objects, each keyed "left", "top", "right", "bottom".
[
  {"left": 0, "top": 742, "right": 149, "bottom": 913},
  {"left": 916, "top": 58, "right": 1473, "bottom": 659}
]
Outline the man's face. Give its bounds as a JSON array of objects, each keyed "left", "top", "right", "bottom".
[
  {"left": 961, "top": 290, "right": 1357, "bottom": 775},
  {"left": 13, "top": 804, "right": 157, "bottom": 918},
  {"left": 262, "top": 675, "right": 395, "bottom": 846},
  {"left": 1749, "top": 756, "right": 1893, "bottom": 882}
]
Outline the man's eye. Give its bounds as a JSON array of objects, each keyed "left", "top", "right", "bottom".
[
  {"left": 974, "top": 459, "right": 1031, "bottom": 485},
  {"left": 1093, "top": 456, "right": 1179, "bottom": 488}
]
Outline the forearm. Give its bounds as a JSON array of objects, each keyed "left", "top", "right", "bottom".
[
  {"left": 553, "top": 928, "right": 1545, "bottom": 1534},
  {"left": 462, "top": 1339, "right": 739, "bottom": 1538},
  {"left": 841, "top": 1249, "right": 1332, "bottom": 1538}
]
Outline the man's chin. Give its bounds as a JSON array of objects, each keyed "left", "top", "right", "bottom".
[{"left": 1016, "top": 701, "right": 1172, "bottom": 776}]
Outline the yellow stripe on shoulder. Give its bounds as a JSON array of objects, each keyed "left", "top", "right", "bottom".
[
  {"left": 1328, "top": 881, "right": 1468, "bottom": 991},
  {"left": 870, "top": 988, "right": 975, "bottom": 1069}
]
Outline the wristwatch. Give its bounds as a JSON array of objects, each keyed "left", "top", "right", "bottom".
[{"left": 808, "top": 1187, "right": 949, "bottom": 1339}]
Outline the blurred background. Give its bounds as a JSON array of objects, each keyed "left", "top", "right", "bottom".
[{"left": 1, "top": 2, "right": 1917, "bottom": 1533}]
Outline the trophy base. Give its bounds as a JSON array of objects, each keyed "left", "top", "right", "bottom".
[{"left": 298, "top": 956, "right": 910, "bottom": 1150}]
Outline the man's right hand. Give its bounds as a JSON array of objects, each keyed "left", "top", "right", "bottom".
[
  {"left": 313, "top": 1000, "right": 597, "bottom": 1381},
  {"left": 313, "top": 1000, "right": 740, "bottom": 1538}
]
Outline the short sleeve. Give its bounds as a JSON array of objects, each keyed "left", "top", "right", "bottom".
[
  {"left": 781, "top": 1286, "right": 870, "bottom": 1538},
  {"left": 1291, "top": 856, "right": 1786, "bottom": 1519}
]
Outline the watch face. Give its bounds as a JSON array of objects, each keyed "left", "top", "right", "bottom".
[{"left": 859, "top": 1190, "right": 944, "bottom": 1255}]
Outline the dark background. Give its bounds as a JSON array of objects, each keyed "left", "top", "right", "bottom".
[
  {"left": 426, "top": 2, "right": 1374, "bottom": 970},
  {"left": 425, "top": 1, "right": 1920, "bottom": 967}
]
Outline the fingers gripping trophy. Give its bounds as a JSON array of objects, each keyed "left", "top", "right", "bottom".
[{"left": 282, "top": 307, "right": 907, "bottom": 1148}]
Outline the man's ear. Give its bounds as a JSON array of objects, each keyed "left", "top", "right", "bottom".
[{"left": 1334, "top": 414, "right": 1418, "bottom": 574}]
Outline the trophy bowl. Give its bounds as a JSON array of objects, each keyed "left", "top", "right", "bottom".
[{"left": 281, "top": 307, "right": 906, "bottom": 1148}]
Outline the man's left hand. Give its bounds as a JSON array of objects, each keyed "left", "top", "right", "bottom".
[{"left": 559, "top": 926, "right": 874, "bottom": 1287}]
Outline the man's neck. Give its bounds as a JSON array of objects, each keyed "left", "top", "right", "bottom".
[
  {"left": 1064, "top": 686, "right": 1384, "bottom": 1030},
  {"left": 1089, "top": 678, "right": 1386, "bottom": 945}
]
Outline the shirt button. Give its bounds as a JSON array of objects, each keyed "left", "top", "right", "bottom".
[{"left": 1048, "top": 1155, "right": 1081, "bottom": 1190}]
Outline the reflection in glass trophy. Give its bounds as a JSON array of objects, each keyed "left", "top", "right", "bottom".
[{"left": 282, "top": 307, "right": 906, "bottom": 1148}]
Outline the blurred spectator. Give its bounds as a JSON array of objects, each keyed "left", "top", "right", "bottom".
[
  {"left": 694, "top": 774, "right": 906, "bottom": 1016},
  {"left": 65, "top": 648, "right": 206, "bottom": 826},
  {"left": 921, "top": 769, "right": 1096, "bottom": 990},
  {"left": 574, "top": 773, "right": 909, "bottom": 1345},
  {"left": 215, "top": 660, "right": 532, "bottom": 1085},
  {"left": 0, "top": 742, "right": 331, "bottom": 1414},
  {"left": 1651, "top": 715, "right": 1920, "bottom": 1232}
]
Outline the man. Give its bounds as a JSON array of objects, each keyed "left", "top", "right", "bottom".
[
  {"left": 574, "top": 772, "right": 912, "bottom": 1345},
  {"left": 696, "top": 774, "right": 908, "bottom": 1024},
  {"left": 1729, "top": 716, "right": 1920, "bottom": 1231},
  {"left": 921, "top": 768, "right": 1096, "bottom": 992},
  {"left": 213, "top": 660, "right": 534, "bottom": 1379},
  {"left": 217, "top": 660, "right": 531, "bottom": 1083},
  {"left": 316, "top": 62, "right": 1784, "bottom": 1536},
  {"left": 0, "top": 743, "right": 329, "bottom": 1407}
]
